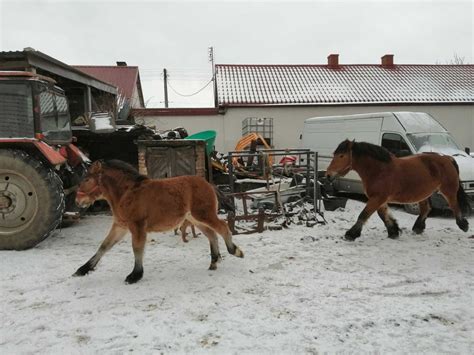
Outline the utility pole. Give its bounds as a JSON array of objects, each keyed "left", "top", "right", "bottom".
[
  {"left": 163, "top": 68, "right": 169, "bottom": 108},
  {"left": 208, "top": 46, "right": 217, "bottom": 108}
]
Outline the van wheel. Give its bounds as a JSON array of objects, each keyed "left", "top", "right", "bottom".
[
  {"left": 404, "top": 203, "right": 420, "bottom": 215},
  {"left": 0, "top": 149, "right": 65, "bottom": 250}
]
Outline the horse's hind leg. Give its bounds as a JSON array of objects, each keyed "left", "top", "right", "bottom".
[
  {"left": 192, "top": 213, "right": 244, "bottom": 258},
  {"left": 179, "top": 223, "right": 189, "bottom": 243},
  {"left": 126, "top": 221, "right": 147, "bottom": 284},
  {"left": 412, "top": 198, "right": 431, "bottom": 234},
  {"left": 74, "top": 223, "right": 128, "bottom": 276},
  {"left": 191, "top": 224, "right": 198, "bottom": 238},
  {"left": 440, "top": 187, "right": 469, "bottom": 232},
  {"left": 212, "top": 219, "right": 244, "bottom": 258},
  {"left": 195, "top": 224, "right": 221, "bottom": 270},
  {"left": 377, "top": 204, "right": 400, "bottom": 239}
]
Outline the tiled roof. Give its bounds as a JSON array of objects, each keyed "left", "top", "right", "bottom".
[
  {"left": 215, "top": 64, "right": 474, "bottom": 106},
  {"left": 73, "top": 65, "right": 144, "bottom": 106}
]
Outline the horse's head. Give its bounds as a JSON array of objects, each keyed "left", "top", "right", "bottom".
[
  {"left": 326, "top": 139, "right": 354, "bottom": 182},
  {"left": 75, "top": 161, "right": 104, "bottom": 208}
]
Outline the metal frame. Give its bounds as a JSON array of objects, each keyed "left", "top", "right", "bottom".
[{"left": 225, "top": 148, "right": 322, "bottom": 234}]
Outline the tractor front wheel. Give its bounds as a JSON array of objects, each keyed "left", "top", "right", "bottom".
[{"left": 0, "top": 149, "right": 64, "bottom": 250}]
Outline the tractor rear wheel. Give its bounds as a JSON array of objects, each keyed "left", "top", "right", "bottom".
[{"left": 0, "top": 149, "right": 64, "bottom": 250}]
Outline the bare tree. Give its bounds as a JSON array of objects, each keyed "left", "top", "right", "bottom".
[{"left": 448, "top": 52, "right": 467, "bottom": 64}]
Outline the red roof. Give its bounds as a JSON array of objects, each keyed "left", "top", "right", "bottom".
[
  {"left": 73, "top": 65, "right": 144, "bottom": 107},
  {"left": 216, "top": 64, "right": 474, "bottom": 106}
]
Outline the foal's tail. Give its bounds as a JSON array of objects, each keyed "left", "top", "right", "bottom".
[{"left": 452, "top": 159, "right": 472, "bottom": 216}]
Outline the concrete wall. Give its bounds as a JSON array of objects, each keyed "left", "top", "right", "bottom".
[{"left": 142, "top": 105, "right": 473, "bottom": 153}]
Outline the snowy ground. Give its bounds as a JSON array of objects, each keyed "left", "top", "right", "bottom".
[{"left": 1, "top": 199, "right": 473, "bottom": 354}]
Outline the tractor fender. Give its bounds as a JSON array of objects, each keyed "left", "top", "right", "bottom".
[{"left": 0, "top": 138, "right": 66, "bottom": 166}]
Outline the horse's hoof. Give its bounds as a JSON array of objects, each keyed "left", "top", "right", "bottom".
[
  {"left": 457, "top": 218, "right": 469, "bottom": 232},
  {"left": 209, "top": 263, "right": 217, "bottom": 270},
  {"left": 125, "top": 271, "right": 143, "bottom": 284},
  {"left": 388, "top": 226, "right": 401, "bottom": 239},
  {"left": 412, "top": 227, "right": 424, "bottom": 235}
]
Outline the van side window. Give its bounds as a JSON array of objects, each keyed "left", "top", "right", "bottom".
[{"left": 382, "top": 133, "right": 411, "bottom": 157}]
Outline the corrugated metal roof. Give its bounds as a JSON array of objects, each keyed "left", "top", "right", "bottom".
[
  {"left": 0, "top": 50, "right": 117, "bottom": 94},
  {"left": 73, "top": 65, "right": 142, "bottom": 105},
  {"left": 215, "top": 64, "right": 474, "bottom": 106}
]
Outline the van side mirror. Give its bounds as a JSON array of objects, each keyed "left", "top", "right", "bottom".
[{"left": 465, "top": 147, "right": 471, "bottom": 155}]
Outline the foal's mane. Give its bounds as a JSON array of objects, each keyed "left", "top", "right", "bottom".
[
  {"left": 335, "top": 140, "right": 392, "bottom": 163},
  {"left": 102, "top": 160, "right": 149, "bottom": 183}
]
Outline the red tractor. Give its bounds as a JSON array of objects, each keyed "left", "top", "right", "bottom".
[{"left": 0, "top": 71, "right": 90, "bottom": 249}]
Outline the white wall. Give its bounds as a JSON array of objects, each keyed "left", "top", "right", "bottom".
[{"left": 142, "top": 105, "right": 473, "bottom": 154}]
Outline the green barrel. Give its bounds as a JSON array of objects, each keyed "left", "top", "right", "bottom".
[{"left": 185, "top": 130, "right": 216, "bottom": 155}]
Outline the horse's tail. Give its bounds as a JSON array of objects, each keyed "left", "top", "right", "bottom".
[
  {"left": 451, "top": 159, "right": 471, "bottom": 216},
  {"left": 213, "top": 185, "right": 235, "bottom": 212}
]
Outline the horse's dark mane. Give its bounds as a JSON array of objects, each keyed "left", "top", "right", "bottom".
[
  {"left": 335, "top": 140, "right": 392, "bottom": 163},
  {"left": 103, "top": 160, "right": 149, "bottom": 183}
]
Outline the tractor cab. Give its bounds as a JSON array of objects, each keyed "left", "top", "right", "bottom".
[{"left": 0, "top": 71, "right": 72, "bottom": 144}]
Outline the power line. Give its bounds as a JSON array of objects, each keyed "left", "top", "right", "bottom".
[{"left": 167, "top": 78, "right": 213, "bottom": 97}]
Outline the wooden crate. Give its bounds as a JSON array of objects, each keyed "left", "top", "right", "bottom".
[{"left": 137, "top": 140, "right": 208, "bottom": 180}]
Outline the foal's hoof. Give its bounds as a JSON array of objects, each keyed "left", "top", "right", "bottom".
[
  {"left": 234, "top": 247, "right": 244, "bottom": 258},
  {"left": 344, "top": 229, "right": 360, "bottom": 241},
  {"left": 125, "top": 271, "right": 143, "bottom": 284},
  {"left": 73, "top": 264, "right": 92, "bottom": 277}
]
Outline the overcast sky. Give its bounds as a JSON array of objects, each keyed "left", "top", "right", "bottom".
[{"left": 1, "top": 0, "right": 472, "bottom": 107}]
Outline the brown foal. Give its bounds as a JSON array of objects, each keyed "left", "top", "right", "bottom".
[{"left": 74, "top": 160, "right": 243, "bottom": 283}]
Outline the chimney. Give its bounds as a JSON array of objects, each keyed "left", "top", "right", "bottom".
[
  {"left": 381, "top": 54, "right": 394, "bottom": 68},
  {"left": 327, "top": 54, "right": 339, "bottom": 69},
  {"left": 116, "top": 61, "right": 127, "bottom": 66}
]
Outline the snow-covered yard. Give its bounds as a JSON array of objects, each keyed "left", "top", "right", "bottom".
[{"left": 1, "top": 199, "right": 473, "bottom": 354}]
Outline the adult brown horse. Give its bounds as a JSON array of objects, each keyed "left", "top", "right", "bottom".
[
  {"left": 73, "top": 160, "right": 243, "bottom": 283},
  {"left": 326, "top": 140, "right": 470, "bottom": 241}
]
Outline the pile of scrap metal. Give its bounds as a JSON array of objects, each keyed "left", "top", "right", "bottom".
[{"left": 217, "top": 136, "right": 327, "bottom": 235}]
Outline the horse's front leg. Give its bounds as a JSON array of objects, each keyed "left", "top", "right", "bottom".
[
  {"left": 345, "top": 197, "right": 385, "bottom": 241},
  {"left": 412, "top": 198, "right": 431, "bottom": 234},
  {"left": 74, "top": 222, "right": 128, "bottom": 276},
  {"left": 126, "top": 221, "right": 147, "bottom": 284},
  {"left": 377, "top": 204, "right": 400, "bottom": 239}
]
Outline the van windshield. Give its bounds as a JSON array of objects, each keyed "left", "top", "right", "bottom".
[{"left": 407, "top": 133, "right": 464, "bottom": 155}]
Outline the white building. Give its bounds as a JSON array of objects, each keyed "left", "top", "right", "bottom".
[{"left": 133, "top": 55, "right": 474, "bottom": 153}]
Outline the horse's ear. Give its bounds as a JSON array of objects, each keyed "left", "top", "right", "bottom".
[{"left": 90, "top": 160, "right": 103, "bottom": 174}]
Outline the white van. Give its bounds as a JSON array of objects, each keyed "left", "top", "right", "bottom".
[{"left": 301, "top": 112, "right": 474, "bottom": 211}]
